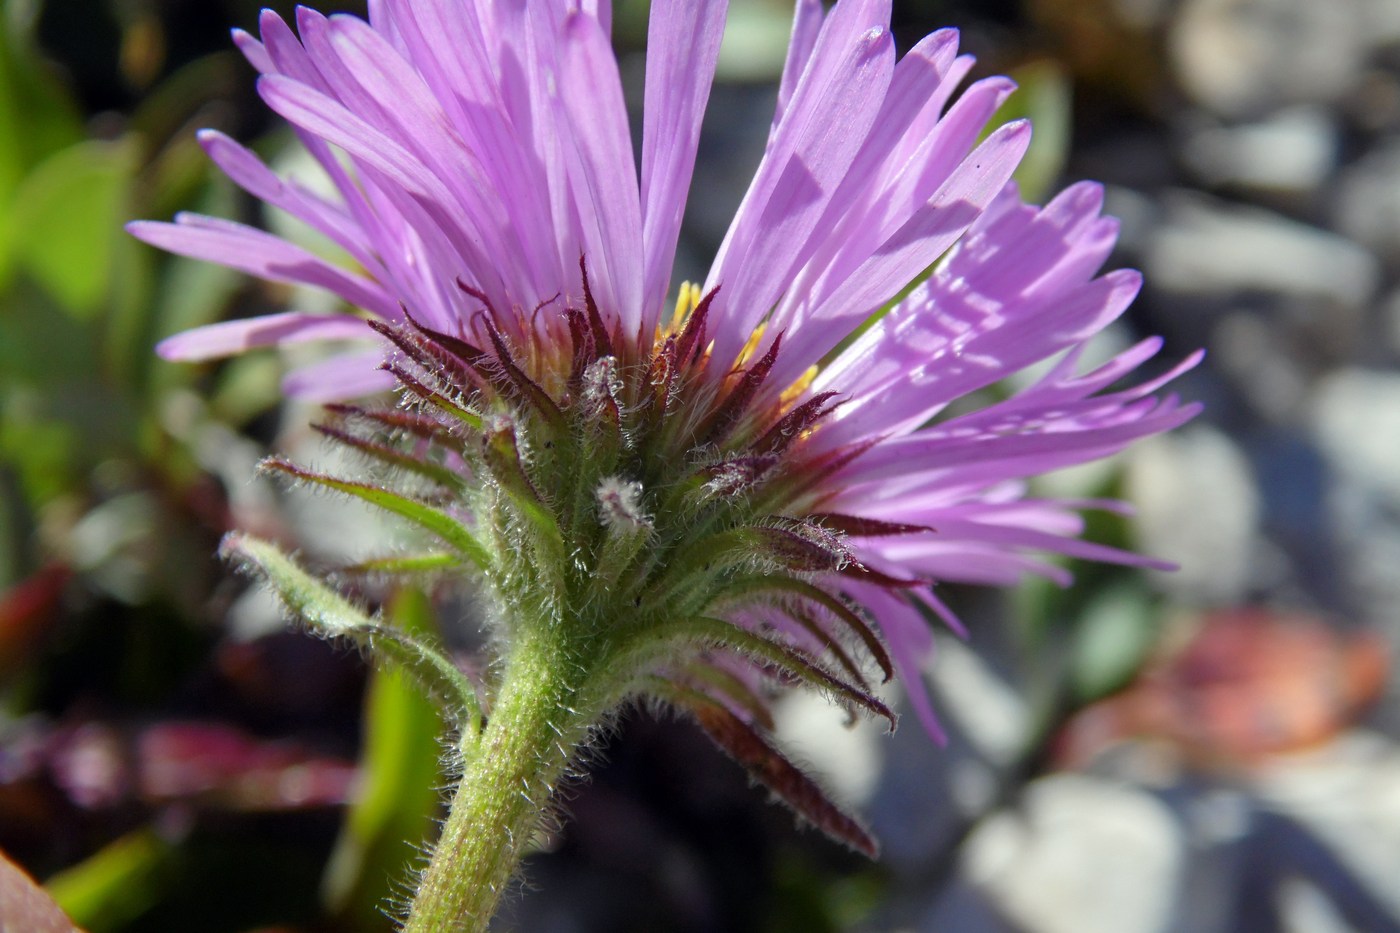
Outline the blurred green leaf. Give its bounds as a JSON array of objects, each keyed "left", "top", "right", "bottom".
[
  {"left": 1068, "top": 581, "right": 1158, "bottom": 704},
  {"left": 0, "top": 386, "right": 80, "bottom": 504},
  {"left": 8, "top": 137, "right": 138, "bottom": 319},
  {"left": 45, "top": 828, "right": 174, "bottom": 933},
  {"left": 0, "top": 3, "right": 83, "bottom": 205},
  {"left": 0, "top": 466, "right": 30, "bottom": 589},
  {"left": 130, "top": 52, "right": 238, "bottom": 149},
  {"left": 716, "top": 0, "right": 793, "bottom": 81},
  {"left": 322, "top": 587, "right": 446, "bottom": 932},
  {"left": 142, "top": 176, "right": 240, "bottom": 387},
  {"left": 762, "top": 847, "right": 884, "bottom": 933},
  {"left": 208, "top": 353, "right": 286, "bottom": 426},
  {"left": 132, "top": 52, "right": 241, "bottom": 226},
  {"left": 991, "top": 60, "right": 1072, "bottom": 204}
]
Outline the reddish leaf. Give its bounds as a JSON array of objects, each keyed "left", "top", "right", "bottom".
[
  {"left": 752, "top": 392, "right": 843, "bottom": 457},
  {"left": 1059, "top": 609, "right": 1392, "bottom": 767},
  {"left": 323, "top": 404, "right": 462, "bottom": 446},
  {"left": 726, "top": 577, "right": 894, "bottom": 684},
  {"left": 577, "top": 256, "right": 614, "bottom": 359},
  {"left": 675, "top": 285, "right": 717, "bottom": 367},
  {"left": 809, "top": 512, "right": 934, "bottom": 537},
  {"left": 700, "top": 333, "right": 783, "bottom": 445},
  {"left": 689, "top": 699, "right": 878, "bottom": 857},
  {"left": 311, "top": 423, "right": 465, "bottom": 491},
  {"left": 746, "top": 522, "right": 853, "bottom": 574},
  {"left": 476, "top": 313, "right": 568, "bottom": 431},
  {"left": 367, "top": 319, "right": 484, "bottom": 396},
  {"left": 0, "top": 564, "right": 70, "bottom": 676},
  {"left": 137, "top": 722, "right": 356, "bottom": 811}
]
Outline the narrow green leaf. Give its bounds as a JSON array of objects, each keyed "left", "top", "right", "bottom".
[
  {"left": 313, "top": 422, "right": 468, "bottom": 492},
  {"left": 339, "top": 552, "right": 465, "bottom": 575},
  {"left": 261, "top": 459, "right": 492, "bottom": 572},
  {"left": 221, "top": 533, "right": 482, "bottom": 732},
  {"left": 8, "top": 138, "right": 137, "bottom": 318},
  {"left": 720, "top": 575, "right": 894, "bottom": 683},
  {"left": 663, "top": 616, "right": 897, "bottom": 731},
  {"left": 323, "top": 588, "right": 448, "bottom": 931},
  {"left": 669, "top": 663, "right": 776, "bottom": 732},
  {"left": 44, "top": 829, "right": 172, "bottom": 933},
  {"left": 986, "top": 60, "right": 1072, "bottom": 204},
  {"left": 481, "top": 418, "right": 564, "bottom": 559}
]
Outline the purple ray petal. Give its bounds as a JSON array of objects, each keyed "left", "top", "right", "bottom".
[
  {"left": 640, "top": 0, "right": 728, "bottom": 331},
  {"left": 156, "top": 312, "right": 374, "bottom": 361},
  {"left": 280, "top": 349, "right": 396, "bottom": 401}
]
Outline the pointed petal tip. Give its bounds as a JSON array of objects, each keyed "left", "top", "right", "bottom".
[
  {"left": 999, "top": 117, "right": 1033, "bottom": 140},
  {"left": 925, "top": 717, "right": 949, "bottom": 747},
  {"left": 154, "top": 332, "right": 194, "bottom": 361},
  {"left": 294, "top": 5, "right": 325, "bottom": 34},
  {"left": 1105, "top": 266, "right": 1144, "bottom": 295},
  {"left": 258, "top": 7, "right": 287, "bottom": 34},
  {"left": 125, "top": 219, "right": 172, "bottom": 247}
]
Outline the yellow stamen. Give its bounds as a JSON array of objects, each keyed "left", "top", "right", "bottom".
[
  {"left": 781, "top": 364, "right": 819, "bottom": 408},
  {"left": 736, "top": 323, "right": 766, "bottom": 367},
  {"left": 659, "top": 284, "right": 819, "bottom": 423},
  {"left": 658, "top": 281, "right": 702, "bottom": 345}
]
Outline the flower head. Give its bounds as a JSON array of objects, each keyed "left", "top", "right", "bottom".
[{"left": 132, "top": 0, "right": 1199, "bottom": 855}]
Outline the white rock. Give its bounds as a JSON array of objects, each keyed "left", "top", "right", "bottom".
[
  {"left": 1147, "top": 194, "right": 1379, "bottom": 310},
  {"left": 1127, "top": 425, "right": 1261, "bottom": 604},
  {"left": 1335, "top": 140, "right": 1400, "bottom": 263},
  {"left": 962, "top": 774, "right": 1183, "bottom": 933},
  {"left": 1182, "top": 107, "right": 1337, "bottom": 193},
  {"left": 772, "top": 686, "right": 886, "bottom": 809},
  {"left": 1310, "top": 368, "right": 1400, "bottom": 506},
  {"left": 928, "top": 636, "right": 1029, "bottom": 767},
  {"left": 1255, "top": 732, "right": 1400, "bottom": 921},
  {"left": 1171, "top": 0, "right": 1368, "bottom": 116},
  {"left": 1278, "top": 877, "right": 1362, "bottom": 933},
  {"left": 1211, "top": 311, "right": 1308, "bottom": 421}
]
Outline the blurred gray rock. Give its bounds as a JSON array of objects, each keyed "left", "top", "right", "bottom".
[
  {"left": 1211, "top": 311, "right": 1309, "bottom": 420},
  {"left": 1386, "top": 288, "right": 1400, "bottom": 357},
  {"left": 1127, "top": 426, "right": 1261, "bottom": 604},
  {"left": 1277, "top": 878, "right": 1366, "bottom": 933},
  {"left": 1359, "top": 0, "right": 1400, "bottom": 47},
  {"left": 1255, "top": 732, "right": 1400, "bottom": 922},
  {"left": 961, "top": 774, "right": 1184, "bottom": 933},
  {"left": 1310, "top": 369, "right": 1400, "bottom": 628},
  {"left": 1309, "top": 368, "right": 1400, "bottom": 507},
  {"left": 1181, "top": 107, "right": 1338, "bottom": 194},
  {"left": 1170, "top": 0, "right": 1369, "bottom": 117},
  {"left": 1146, "top": 194, "right": 1380, "bottom": 310},
  {"left": 1335, "top": 139, "right": 1400, "bottom": 265}
]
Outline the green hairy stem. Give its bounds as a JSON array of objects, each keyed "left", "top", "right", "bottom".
[{"left": 404, "top": 630, "right": 599, "bottom": 933}]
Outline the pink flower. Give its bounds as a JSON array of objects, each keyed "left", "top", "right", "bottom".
[{"left": 130, "top": 0, "right": 1199, "bottom": 754}]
